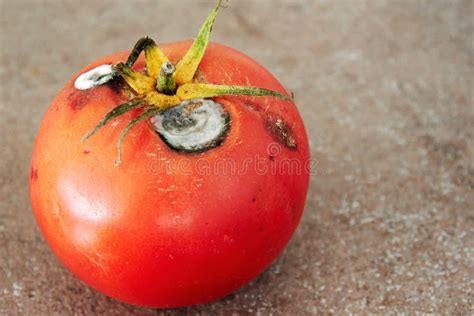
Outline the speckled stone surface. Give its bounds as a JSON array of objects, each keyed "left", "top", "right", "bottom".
[{"left": 1, "top": 0, "right": 473, "bottom": 314}]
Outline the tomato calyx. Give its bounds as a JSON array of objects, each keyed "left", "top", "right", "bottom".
[{"left": 80, "top": 0, "right": 293, "bottom": 164}]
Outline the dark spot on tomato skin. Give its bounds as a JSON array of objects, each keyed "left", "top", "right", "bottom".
[
  {"left": 264, "top": 115, "right": 297, "bottom": 150},
  {"left": 68, "top": 77, "right": 127, "bottom": 112},
  {"left": 252, "top": 197, "right": 256, "bottom": 203},
  {"left": 258, "top": 227, "right": 263, "bottom": 232},
  {"left": 30, "top": 167, "right": 38, "bottom": 181},
  {"left": 269, "top": 155, "right": 276, "bottom": 161},
  {"left": 68, "top": 90, "right": 93, "bottom": 111},
  {"left": 82, "top": 149, "right": 91, "bottom": 155}
]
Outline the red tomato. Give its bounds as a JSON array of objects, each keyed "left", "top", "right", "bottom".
[{"left": 30, "top": 40, "right": 309, "bottom": 307}]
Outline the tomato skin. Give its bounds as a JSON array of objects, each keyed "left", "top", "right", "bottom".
[{"left": 30, "top": 41, "right": 310, "bottom": 307}]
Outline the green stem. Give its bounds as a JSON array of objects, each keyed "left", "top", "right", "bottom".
[{"left": 156, "top": 62, "right": 177, "bottom": 95}]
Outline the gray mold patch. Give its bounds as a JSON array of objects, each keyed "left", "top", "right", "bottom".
[{"left": 151, "top": 98, "right": 230, "bottom": 153}]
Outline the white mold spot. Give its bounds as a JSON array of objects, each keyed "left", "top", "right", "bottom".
[
  {"left": 74, "top": 64, "right": 114, "bottom": 90},
  {"left": 151, "top": 99, "right": 229, "bottom": 152}
]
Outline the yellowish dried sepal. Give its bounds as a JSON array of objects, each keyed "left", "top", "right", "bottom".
[
  {"left": 144, "top": 91, "right": 181, "bottom": 110},
  {"left": 176, "top": 83, "right": 292, "bottom": 101},
  {"left": 145, "top": 44, "right": 169, "bottom": 79},
  {"left": 174, "top": 0, "right": 223, "bottom": 85},
  {"left": 116, "top": 63, "right": 156, "bottom": 95}
]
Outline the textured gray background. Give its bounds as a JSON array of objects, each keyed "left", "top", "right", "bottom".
[{"left": 1, "top": 0, "right": 473, "bottom": 314}]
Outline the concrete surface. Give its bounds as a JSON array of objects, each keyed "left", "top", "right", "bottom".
[{"left": 1, "top": 0, "right": 473, "bottom": 314}]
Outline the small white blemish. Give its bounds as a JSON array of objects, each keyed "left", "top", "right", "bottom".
[{"left": 74, "top": 64, "right": 114, "bottom": 90}]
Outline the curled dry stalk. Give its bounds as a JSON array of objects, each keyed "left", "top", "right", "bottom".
[{"left": 82, "top": 0, "right": 292, "bottom": 164}]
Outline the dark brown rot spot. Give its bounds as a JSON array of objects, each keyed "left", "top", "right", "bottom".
[
  {"left": 30, "top": 167, "right": 38, "bottom": 181},
  {"left": 264, "top": 115, "right": 297, "bottom": 150},
  {"left": 68, "top": 90, "right": 92, "bottom": 111}
]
